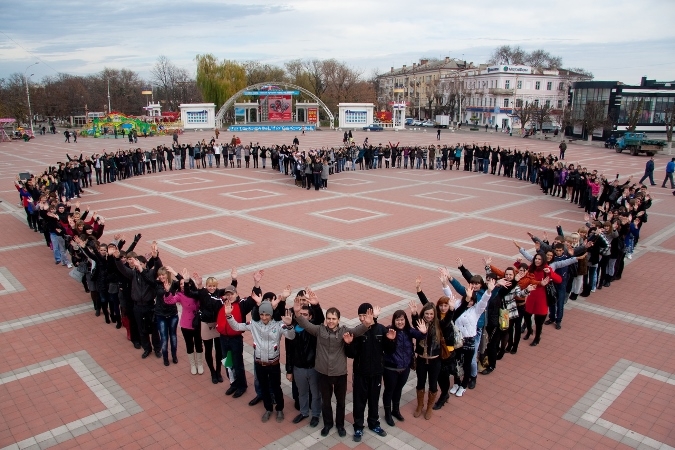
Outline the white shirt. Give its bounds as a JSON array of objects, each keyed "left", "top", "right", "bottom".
[{"left": 443, "top": 286, "right": 491, "bottom": 338}]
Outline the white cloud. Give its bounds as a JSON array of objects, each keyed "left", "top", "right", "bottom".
[{"left": 1, "top": 0, "right": 674, "bottom": 83}]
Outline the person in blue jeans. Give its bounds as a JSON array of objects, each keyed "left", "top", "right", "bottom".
[
  {"left": 444, "top": 260, "right": 486, "bottom": 390},
  {"left": 155, "top": 266, "right": 180, "bottom": 366}
]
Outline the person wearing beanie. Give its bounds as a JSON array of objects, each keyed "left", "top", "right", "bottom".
[
  {"left": 344, "top": 303, "right": 396, "bottom": 442},
  {"left": 293, "top": 289, "right": 373, "bottom": 439},
  {"left": 226, "top": 296, "right": 295, "bottom": 423}
]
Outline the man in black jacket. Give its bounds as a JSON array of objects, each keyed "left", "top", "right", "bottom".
[
  {"left": 286, "top": 299, "right": 323, "bottom": 427},
  {"left": 116, "top": 246, "right": 161, "bottom": 359},
  {"left": 345, "top": 303, "right": 396, "bottom": 442}
]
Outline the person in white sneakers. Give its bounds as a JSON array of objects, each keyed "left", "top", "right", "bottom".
[
  {"left": 442, "top": 276, "right": 494, "bottom": 397},
  {"left": 226, "top": 297, "right": 295, "bottom": 423}
]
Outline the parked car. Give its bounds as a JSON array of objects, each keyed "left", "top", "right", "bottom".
[
  {"left": 412, "top": 119, "right": 423, "bottom": 126},
  {"left": 363, "top": 124, "right": 383, "bottom": 131},
  {"left": 421, "top": 120, "right": 436, "bottom": 127},
  {"left": 405, "top": 117, "right": 414, "bottom": 126}
]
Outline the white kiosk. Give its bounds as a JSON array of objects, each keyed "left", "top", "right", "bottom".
[
  {"left": 180, "top": 103, "right": 216, "bottom": 130},
  {"left": 338, "top": 103, "right": 375, "bottom": 129}
]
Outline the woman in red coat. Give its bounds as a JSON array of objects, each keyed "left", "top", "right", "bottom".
[{"left": 523, "top": 253, "right": 562, "bottom": 346}]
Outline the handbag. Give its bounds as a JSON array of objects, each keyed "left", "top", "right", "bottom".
[
  {"left": 545, "top": 282, "right": 558, "bottom": 307},
  {"left": 452, "top": 321, "right": 463, "bottom": 349},
  {"left": 499, "top": 308, "right": 510, "bottom": 330},
  {"left": 439, "top": 335, "right": 451, "bottom": 359}
]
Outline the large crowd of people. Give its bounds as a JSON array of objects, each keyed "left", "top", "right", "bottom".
[{"left": 11, "top": 133, "right": 658, "bottom": 442}]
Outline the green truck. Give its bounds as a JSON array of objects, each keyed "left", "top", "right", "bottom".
[{"left": 615, "top": 132, "right": 666, "bottom": 156}]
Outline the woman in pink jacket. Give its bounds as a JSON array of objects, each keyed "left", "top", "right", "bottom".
[{"left": 165, "top": 270, "right": 204, "bottom": 375}]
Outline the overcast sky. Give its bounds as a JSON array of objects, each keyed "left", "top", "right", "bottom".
[{"left": 2, "top": 0, "right": 674, "bottom": 85}]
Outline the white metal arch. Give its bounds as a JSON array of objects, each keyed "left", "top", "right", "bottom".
[{"left": 215, "top": 82, "right": 334, "bottom": 129}]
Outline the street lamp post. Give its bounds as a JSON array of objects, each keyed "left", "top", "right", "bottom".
[{"left": 24, "top": 62, "right": 39, "bottom": 134}]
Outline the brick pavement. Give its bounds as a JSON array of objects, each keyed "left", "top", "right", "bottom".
[{"left": 0, "top": 130, "right": 674, "bottom": 450}]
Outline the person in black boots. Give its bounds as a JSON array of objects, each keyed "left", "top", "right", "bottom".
[{"left": 345, "top": 303, "right": 396, "bottom": 442}]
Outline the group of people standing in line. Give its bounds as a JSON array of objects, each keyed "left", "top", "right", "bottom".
[{"left": 12, "top": 135, "right": 657, "bottom": 444}]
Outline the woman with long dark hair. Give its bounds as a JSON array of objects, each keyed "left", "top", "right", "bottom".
[
  {"left": 411, "top": 298, "right": 443, "bottom": 419},
  {"left": 523, "top": 253, "right": 561, "bottom": 346},
  {"left": 382, "top": 303, "right": 426, "bottom": 426}
]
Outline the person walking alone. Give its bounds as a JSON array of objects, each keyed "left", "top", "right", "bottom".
[
  {"left": 662, "top": 158, "right": 675, "bottom": 189},
  {"left": 639, "top": 156, "right": 656, "bottom": 186}
]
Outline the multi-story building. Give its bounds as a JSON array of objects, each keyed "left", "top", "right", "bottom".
[
  {"left": 375, "top": 57, "right": 473, "bottom": 119},
  {"left": 451, "top": 65, "right": 589, "bottom": 131},
  {"left": 570, "top": 77, "right": 675, "bottom": 139}
]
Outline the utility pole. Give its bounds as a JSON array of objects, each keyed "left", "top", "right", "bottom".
[
  {"left": 107, "top": 79, "right": 111, "bottom": 113},
  {"left": 24, "top": 62, "right": 39, "bottom": 134}
]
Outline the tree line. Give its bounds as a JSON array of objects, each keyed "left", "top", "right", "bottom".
[{"left": 0, "top": 55, "right": 375, "bottom": 125}]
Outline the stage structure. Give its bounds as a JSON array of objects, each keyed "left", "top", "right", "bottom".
[
  {"left": 180, "top": 103, "right": 216, "bottom": 130},
  {"left": 216, "top": 82, "right": 334, "bottom": 131}
]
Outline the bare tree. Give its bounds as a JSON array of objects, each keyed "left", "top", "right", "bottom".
[
  {"left": 525, "top": 50, "right": 562, "bottom": 69},
  {"left": 533, "top": 103, "right": 554, "bottom": 131},
  {"left": 511, "top": 100, "right": 538, "bottom": 132},
  {"left": 488, "top": 45, "right": 526, "bottom": 65},
  {"left": 578, "top": 100, "right": 611, "bottom": 140},
  {"left": 624, "top": 97, "right": 645, "bottom": 131},
  {"left": 242, "top": 61, "right": 287, "bottom": 86}
]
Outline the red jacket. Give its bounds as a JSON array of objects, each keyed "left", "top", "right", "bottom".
[
  {"left": 525, "top": 264, "right": 562, "bottom": 316},
  {"left": 216, "top": 300, "right": 244, "bottom": 337}
]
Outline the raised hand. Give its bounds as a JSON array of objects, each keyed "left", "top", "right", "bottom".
[
  {"left": 182, "top": 268, "right": 189, "bottom": 280},
  {"left": 343, "top": 332, "right": 354, "bottom": 344},
  {"left": 371, "top": 306, "right": 381, "bottom": 318},
  {"left": 482, "top": 256, "right": 492, "bottom": 266},
  {"left": 308, "top": 289, "right": 319, "bottom": 305},
  {"left": 486, "top": 278, "right": 496, "bottom": 292},
  {"left": 496, "top": 278, "right": 511, "bottom": 287},
  {"left": 513, "top": 239, "right": 521, "bottom": 249},
  {"left": 270, "top": 295, "right": 281, "bottom": 310},
  {"left": 541, "top": 276, "right": 551, "bottom": 286},
  {"left": 231, "top": 267, "right": 238, "bottom": 280},
  {"left": 193, "top": 272, "right": 203, "bottom": 289},
  {"left": 281, "top": 284, "right": 291, "bottom": 300},
  {"left": 515, "top": 271, "right": 524, "bottom": 281},
  {"left": 113, "top": 233, "right": 121, "bottom": 241},
  {"left": 416, "top": 319, "right": 427, "bottom": 334},
  {"left": 362, "top": 308, "right": 375, "bottom": 327},
  {"left": 455, "top": 257, "right": 463, "bottom": 267},
  {"left": 386, "top": 328, "right": 396, "bottom": 340},
  {"left": 251, "top": 291, "right": 262, "bottom": 306},
  {"left": 408, "top": 299, "right": 418, "bottom": 315},
  {"left": 415, "top": 275, "right": 422, "bottom": 291},
  {"left": 134, "top": 233, "right": 142, "bottom": 241},
  {"left": 224, "top": 300, "right": 233, "bottom": 316},
  {"left": 281, "top": 309, "right": 293, "bottom": 326},
  {"left": 165, "top": 266, "right": 177, "bottom": 276},
  {"left": 465, "top": 285, "right": 474, "bottom": 300},
  {"left": 253, "top": 269, "right": 264, "bottom": 283}
]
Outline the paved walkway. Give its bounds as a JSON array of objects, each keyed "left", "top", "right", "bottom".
[{"left": 0, "top": 130, "right": 674, "bottom": 450}]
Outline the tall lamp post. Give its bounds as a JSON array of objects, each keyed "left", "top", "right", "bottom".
[{"left": 24, "top": 62, "right": 39, "bottom": 134}]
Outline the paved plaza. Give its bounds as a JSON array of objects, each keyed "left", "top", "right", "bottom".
[{"left": 1, "top": 129, "right": 674, "bottom": 450}]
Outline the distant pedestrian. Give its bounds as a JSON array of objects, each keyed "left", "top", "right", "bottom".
[
  {"left": 437, "top": 129, "right": 441, "bottom": 140},
  {"left": 485, "top": 124, "right": 488, "bottom": 132},
  {"left": 73, "top": 131, "right": 77, "bottom": 143},
  {"left": 559, "top": 141, "right": 567, "bottom": 160},
  {"left": 662, "top": 158, "right": 675, "bottom": 189},
  {"left": 639, "top": 156, "right": 656, "bottom": 186},
  {"left": 64, "top": 130, "right": 70, "bottom": 143}
]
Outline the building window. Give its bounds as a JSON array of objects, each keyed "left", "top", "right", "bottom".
[
  {"left": 515, "top": 99, "right": 523, "bottom": 108},
  {"left": 186, "top": 110, "right": 208, "bottom": 124},
  {"left": 505, "top": 80, "right": 510, "bottom": 89},
  {"left": 546, "top": 82, "right": 552, "bottom": 90},
  {"left": 504, "top": 98, "right": 509, "bottom": 108},
  {"left": 534, "top": 99, "right": 539, "bottom": 107},
  {"left": 535, "top": 81, "right": 541, "bottom": 90},
  {"left": 545, "top": 99, "right": 551, "bottom": 108},
  {"left": 345, "top": 110, "right": 367, "bottom": 124},
  {"left": 517, "top": 80, "right": 522, "bottom": 89},
  {"left": 558, "top": 82, "right": 564, "bottom": 91},
  {"left": 557, "top": 100, "right": 563, "bottom": 109}
]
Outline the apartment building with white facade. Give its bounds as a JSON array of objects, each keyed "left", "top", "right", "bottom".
[{"left": 455, "top": 65, "right": 588, "bottom": 130}]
